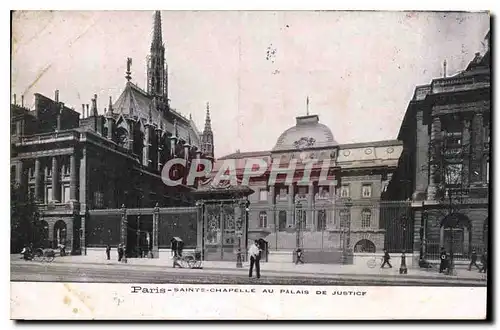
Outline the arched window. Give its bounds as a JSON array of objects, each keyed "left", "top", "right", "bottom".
[
  {"left": 361, "top": 209, "right": 371, "bottom": 228},
  {"left": 259, "top": 211, "right": 268, "bottom": 228},
  {"left": 53, "top": 220, "right": 67, "bottom": 247},
  {"left": 354, "top": 239, "right": 376, "bottom": 253},
  {"left": 116, "top": 127, "right": 129, "bottom": 148}
]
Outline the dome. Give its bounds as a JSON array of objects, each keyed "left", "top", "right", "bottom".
[{"left": 273, "top": 114, "right": 337, "bottom": 151}]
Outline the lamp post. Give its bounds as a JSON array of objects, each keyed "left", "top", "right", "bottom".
[
  {"left": 295, "top": 202, "right": 303, "bottom": 250},
  {"left": 399, "top": 215, "right": 408, "bottom": 274}
]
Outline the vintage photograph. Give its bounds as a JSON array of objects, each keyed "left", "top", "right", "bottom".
[{"left": 10, "top": 9, "right": 490, "bottom": 319}]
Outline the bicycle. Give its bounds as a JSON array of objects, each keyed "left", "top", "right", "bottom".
[{"left": 367, "top": 255, "right": 383, "bottom": 268}]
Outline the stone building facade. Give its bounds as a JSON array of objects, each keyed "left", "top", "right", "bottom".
[
  {"left": 10, "top": 11, "right": 215, "bottom": 253},
  {"left": 212, "top": 113, "right": 404, "bottom": 254},
  {"left": 385, "top": 31, "right": 490, "bottom": 259}
]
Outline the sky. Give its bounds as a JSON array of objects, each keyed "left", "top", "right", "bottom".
[{"left": 11, "top": 10, "right": 490, "bottom": 158}]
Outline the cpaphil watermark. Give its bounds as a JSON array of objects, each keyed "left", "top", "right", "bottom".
[{"left": 161, "top": 157, "right": 336, "bottom": 187}]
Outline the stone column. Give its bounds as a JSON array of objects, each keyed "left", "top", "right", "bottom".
[
  {"left": 412, "top": 209, "right": 422, "bottom": 255},
  {"left": 414, "top": 110, "right": 430, "bottom": 199},
  {"left": 70, "top": 154, "right": 78, "bottom": 201},
  {"left": 79, "top": 148, "right": 88, "bottom": 211},
  {"left": 427, "top": 116, "right": 442, "bottom": 200},
  {"left": 307, "top": 182, "right": 314, "bottom": 230},
  {"left": 268, "top": 185, "right": 275, "bottom": 230},
  {"left": 196, "top": 204, "right": 203, "bottom": 255},
  {"left": 471, "top": 113, "right": 484, "bottom": 183},
  {"left": 287, "top": 184, "right": 294, "bottom": 227},
  {"left": 51, "top": 156, "right": 60, "bottom": 202},
  {"left": 462, "top": 118, "right": 471, "bottom": 187},
  {"left": 329, "top": 182, "right": 337, "bottom": 229},
  {"left": 34, "top": 158, "right": 42, "bottom": 203}
]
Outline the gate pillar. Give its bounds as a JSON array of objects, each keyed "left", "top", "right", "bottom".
[
  {"left": 196, "top": 203, "right": 203, "bottom": 256},
  {"left": 120, "top": 204, "right": 128, "bottom": 253},
  {"left": 152, "top": 204, "right": 159, "bottom": 258}
]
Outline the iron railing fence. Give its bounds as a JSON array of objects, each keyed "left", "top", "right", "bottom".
[
  {"left": 425, "top": 240, "right": 487, "bottom": 261},
  {"left": 246, "top": 200, "right": 412, "bottom": 254}
]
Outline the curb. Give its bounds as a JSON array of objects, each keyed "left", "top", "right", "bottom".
[{"left": 12, "top": 259, "right": 487, "bottom": 283}]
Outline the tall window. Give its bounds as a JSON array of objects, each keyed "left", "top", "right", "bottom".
[
  {"left": 62, "top": 185, "right": 70, "bottom": 203},
  {"left": 361, "top": 209, "right": 371, "bottom": 228},
  {"left": 340, "top": 184, "right": 350, "bottom": 198},
  {"left": 317, "top": 210, "right": 327, "bottom": 231},
  {"left": 362, "top": 184, "right": 372, "bottom": 198},
  {"left": 259, "top": 211, "right": 268, "bottom": 228},
  {"left": 339, "top": 209, "right": 350, "bottom": 228},
  {"left": 259, "top": 189, "right": 268, "bottom": 201},
  {"left": 93, "top": 191, "right": 104, "bottom": 208},
  {"left": 46, "top": 186, "right": 52, "bottom": 203}
]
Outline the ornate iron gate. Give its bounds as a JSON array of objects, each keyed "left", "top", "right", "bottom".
[{"left": 203, "top": 201, "right": 247, "bottom": 261}]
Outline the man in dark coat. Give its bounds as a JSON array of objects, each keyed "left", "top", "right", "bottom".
[
  {"left": 117, "top": 244, "right": 124, "bottom": 262},
  {"left": 480, "top": 251, "right": 488, "bottom": 273},
  {"left": 468, "top": 249, "right": 480, "bottom": 271},
  {"left": 439, "top": 247, "right": 448, "bottom": 273},
  {"left": 381, "top": 249, "right": 392, "bottom": 268},
  {"left": 106, "top": 245, "right": 111, "bottom": 260}
]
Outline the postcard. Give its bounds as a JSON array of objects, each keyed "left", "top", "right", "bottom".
[{"left": 10, "top": 9, "right": 489, "bottom": 320}]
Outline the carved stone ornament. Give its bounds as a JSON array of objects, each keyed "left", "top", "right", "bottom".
[{"left": 293, "top": 137, "right": 316, "bottom": 149}]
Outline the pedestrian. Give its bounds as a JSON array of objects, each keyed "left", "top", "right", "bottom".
[
  {"left": 381, "top": 249, "right": 392, "bottom": 268},
  {"left": 117, "top": 244, "right": 123, "bottom": 262},
  {"left": 439, "top": 247, "right": 448, "bottom": 273},
  {"left": 248, "top": 240, "right": 261, "bottom": 279},
  {"left": 480, "top": 251, "right": 488, "bottom": 273},
  {"left": 468, "top": 249, "right": 480, "bottom": 271},
  {"left": 106, "top": 244, "right": 111, "bottom": 260},
  {"left": 295, "top": 248, "right": 305, "bottom": 264}
]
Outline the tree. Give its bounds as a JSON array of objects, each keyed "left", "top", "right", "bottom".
[
  {"left": 426, "top": 130, "right": 471, "bottom": 275},
  {"left": 11, "top": 181, "right": 37, "bottom": 252}
]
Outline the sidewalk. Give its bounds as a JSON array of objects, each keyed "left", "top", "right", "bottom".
[{"left": 12, "top": 254, "right": 487, "bottom": 282}]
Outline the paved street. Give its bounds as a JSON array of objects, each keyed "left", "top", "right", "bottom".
[{"left": 11, "top": 258, "right": 487, "bottom": 286}]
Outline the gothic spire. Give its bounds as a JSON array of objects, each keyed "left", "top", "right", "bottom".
[
  {"left": 147, "top": 11, "right": 167, "bottom": 99},
  {"left": 151, "top": 11, "right": 163, "bottom": 51},
  {"left": 204, "top": 102, "right": 212, "bottom": 133}
]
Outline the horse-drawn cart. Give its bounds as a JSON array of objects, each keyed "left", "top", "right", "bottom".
[
  {"left": 21, "top": 247, "right": 56, "bottom": 262},
  {"left": 171, "top": 237, "right": 203, "bottom": 269}
]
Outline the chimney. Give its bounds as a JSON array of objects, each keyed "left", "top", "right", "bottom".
[
  {"left": 21, "top": 95, "right": 24, "bottom": 107},
  {"left": 443, "top": 60, "right": 447, "bottom": 78},
  {"left": 86, "top": 104, "right": 90, "bottom": 118},
  {"left": 13, "top": 94, "right": 16, "bottom": 105},
  {"left": 81, "top": 104, "right": 85, "bottom": 118},
  {"left": 92, "top": 94, "right": 98, "bottom": 116},
  {"left": 55, "top": 90, "right": 59, "bottom": 103}
]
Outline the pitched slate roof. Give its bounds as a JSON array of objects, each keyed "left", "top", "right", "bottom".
[{"left": 113, "top": 82, "right": 201, "bottom": 147}]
